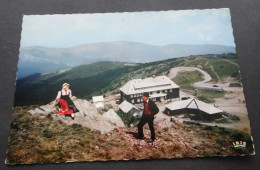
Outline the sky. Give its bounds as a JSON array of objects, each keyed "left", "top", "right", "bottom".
[{"left": 20, "top": 8, "right": 235, "bottom": 48}]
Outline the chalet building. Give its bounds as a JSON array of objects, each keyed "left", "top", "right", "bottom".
[
  {"left": 120, "top": 75, "right": 180, "bottom": 104},
  {"left": 119, "top": 100, "right": 141, "bottom": 117},
  {"left": 164, "top": 98, "right": 223, "bottom": 121}
]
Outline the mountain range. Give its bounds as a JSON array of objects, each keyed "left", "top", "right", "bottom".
[
  {"left": 14, "top": 53, "right": 239, "bottom": 106},
  {"left": 17, "top": 41, "right": 236, "bottom": 78}
]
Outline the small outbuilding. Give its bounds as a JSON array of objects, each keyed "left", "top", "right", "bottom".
[
  {"left": 92, "top": 96, "right": 104, "bottom": 109},
  {"left": 119, "top": 100, "right": 141, "bottom": 117},
  {"left": 164, "top": 98, "right": 223, "bottom": 121}
]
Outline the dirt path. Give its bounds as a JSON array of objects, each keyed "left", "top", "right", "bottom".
[
  {"left": 222, "top": 59, "right": 239, "bottom": 67},
  {"left": 209, "top": 64, "right": 220, "bottom": 82},
  {"left": 168, "top": 66, "right": 223, "bottom": 91},
  {"left": 167, "top": 66, "right": 251, "bottom": 133},
  {"left": 168, "top": 67, "right": 212, "bottom": 86},
  {"left": 168, "top": 66, "right": 243, "bottom": 92}
]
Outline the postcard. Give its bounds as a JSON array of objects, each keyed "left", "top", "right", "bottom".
[{"left": 6, "top": 8, "right": 255, "bottom": 165}]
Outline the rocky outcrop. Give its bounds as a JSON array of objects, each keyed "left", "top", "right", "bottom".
[
  {"left": 103, "top": 109, "right": 125, "bottom": 128},
  {"left": 28, "top": 108, "right": 45, "bottom": 115},
  {"left": 28, "top": 103, "right": 54, "bottom": 116},
  {"left": 154, "top": 112, "right": 176, "bottom": 128},
  {"left": 28, "top": 97, "right": 125, "bottom": 134}
]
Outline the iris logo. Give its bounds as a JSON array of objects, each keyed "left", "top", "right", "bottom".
[{"left": 233, "top": 141, "right": 246, "bottom": 149}]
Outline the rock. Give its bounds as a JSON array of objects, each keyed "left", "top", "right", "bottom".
[
  {"left": 39, "top": 104, "right": 53, "bottom": 115},
  {"left": 103, "top": 109, "right": 125, "bottom": 128},
  {"left": 28, "top": 102, "right": 54, "bottom": 116},
  {"left": 39, "top": 116, "right": 45, "bottom": 119},
  {"left": 34, "top": 121, "right": 40, "bottom": 125},
  {"left": 28, "top": 108, "right": 45, "bottom": 115},
  {"left": 154, "top": 112, "right": 174, "bottom": 128},
  {"left": 28, "top": 98, "right": 126, "bottom": 134},
  {"left": 71, "top": 96, "right": 77, "bottom": 100}
]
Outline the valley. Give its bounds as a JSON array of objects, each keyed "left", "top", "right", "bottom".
[{"left": 6, "top": 53, "right": 255, "bottom": 164}]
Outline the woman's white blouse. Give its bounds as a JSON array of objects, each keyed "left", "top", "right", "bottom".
[{"left": 56, "top": 89, "right": 72, "bottom": 99}]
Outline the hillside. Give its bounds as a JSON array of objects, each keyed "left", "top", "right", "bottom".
[
  {"left": 6, "top": 104, "right": 254, "bottom": 164},
  {"left": 14, "top": 53, "right": 240, "bottom": 106},
  {"left": 15, "top": 61, "right": 140, "bottom": 105},
  {"left": 18, "top": 41, "right": 236, "bottom": 78}
]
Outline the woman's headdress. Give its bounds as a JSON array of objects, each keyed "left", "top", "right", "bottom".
[{"left": 62, "top": 83, "right": 70, "bottom": 89}]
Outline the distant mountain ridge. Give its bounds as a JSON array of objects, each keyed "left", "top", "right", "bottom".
[
  {"left": 14, "top": 54, "right": 239, "bottom": 106},
  {"left": 18, "top": 41, "right": 236, "bottom": 78}
]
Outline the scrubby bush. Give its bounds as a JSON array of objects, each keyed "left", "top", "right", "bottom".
[
  {"left": 215, "top": 118, "right": 230, "bottom": 124},
  {"left": 231, "top": 115, "right": 240, "bottom": 121},
  {"left": 231, "top": 72, "right": 239, "bottom": 77},
  {"left": 198, "top": 95, "right": 214, "bottom": 103},
  {"left": 43, "top": 128, "right": 53, "bottom": 138},
  {"left": 116, "top": 110, "right": 140, "bottom": 127}
]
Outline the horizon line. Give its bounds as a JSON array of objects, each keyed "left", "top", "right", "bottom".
[{"left": 20, "top": 40, "right": 236, "bottom": 49}]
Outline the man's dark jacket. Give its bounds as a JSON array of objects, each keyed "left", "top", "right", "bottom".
[{"left": 143, "top": 99, "right": 159, "bottom": 116}]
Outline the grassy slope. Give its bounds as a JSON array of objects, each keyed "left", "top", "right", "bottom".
[
  {"left": 14, "top": 61, "right": 141, "bottom": 105},
  {"left": 173, "top": 70, "right": 203, "bottom": 86},
  {"left": 197, "top": 90, "right": 226, "bottom": 103},
  {"left": 6, "top": 107, "right": 254, "bottom": 164},
  {"left": 14, "top": 54, "right": 240, "bottom": 106},
  {"left": 8, "top": 54, "right": 251, "bottom": 164},
  {"left": 182, "top": 54, "right": 240, "bottom": 82}
]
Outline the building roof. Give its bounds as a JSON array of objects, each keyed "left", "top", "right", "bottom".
[
  {"left": 165, "top": 98, "right": 223, "bottom": 115},
  {"left": 120, "top": 76, "right": 179, "bottom": 95},
  {"left": 92, "top": 96, "right": 104, "bottom": 103},
  {"left": 119, "top": 100, "right": 140, "bottom": 113}
]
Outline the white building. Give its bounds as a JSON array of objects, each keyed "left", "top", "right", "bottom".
[
  {"left": 165, "top": 98, "right": 223, "bottom": 120},
  {"left": 120, "top": 75, "right": 180, "bottom": 104},
  {"left": 92, "top": 96, "right": 104, "bottom": 109}
]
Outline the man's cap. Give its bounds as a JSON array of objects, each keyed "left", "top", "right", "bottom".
[
  {"left": 143, "top": 92, "right": 149, "bottom": 97},
  {"left": 62, "top": 83, "right": 70, "bottom": 88}
]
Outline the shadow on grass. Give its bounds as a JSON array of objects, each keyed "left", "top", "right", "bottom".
[{"left": 125, "top": 131, "right": 140, "bottom": 139}]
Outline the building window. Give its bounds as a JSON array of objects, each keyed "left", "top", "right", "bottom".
[
  {"left": 157, "top": 91, "right": 160, "bottom": 94},
  {"left": 170, "top": 89, "right": 172, "bottom": 92},
  {"left": 150, "top": 92, "right": 152, "bottom": 95},
  {"left": 162, "top": 90, "right": 165, "bottom": 93},
  {"left": 137, "top": 99, "right": 140, "bottom": 102},
  {"left": 132, "top": 99, "right": 134, "bottom": 103},
  {"left": 141, "top": 98, "right": 143, "bottom": 102},
  {"left": 130, "top": 95, "right": 133, "bottom": 98},
  {"left": 134, "top": 94, "right": 136, "bottom": 97}
]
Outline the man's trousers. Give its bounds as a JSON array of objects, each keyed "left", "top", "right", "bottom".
[{"left": 137, "top": 114, "right": 155, "bottom": 140}]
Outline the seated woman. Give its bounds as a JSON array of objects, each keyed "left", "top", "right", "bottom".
[{"left": 52, "top": 83, "right": 79, "bottom": 119}]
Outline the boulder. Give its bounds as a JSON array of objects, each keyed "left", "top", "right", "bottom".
[
  {"left": 154, "top": 112, "right": 175, "bottom": 128},
  {"left": 28, "top": 97, "right": 125, "bottom": 134},
  {"left": 28, "top": 108, "right": 45, "bottom": 115},
  {"left": 39, "top": 104, "right": 53, "bottom": 115},
  {"left": 103, "top": 109, "right": 125, "bottom": 128},
  {"left": 28, "top": 103, "right": 53, "bottom": 116}
]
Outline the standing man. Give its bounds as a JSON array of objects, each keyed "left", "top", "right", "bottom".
[{"left": 137, "top": 92, "right": 159, "bottom": 142}]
